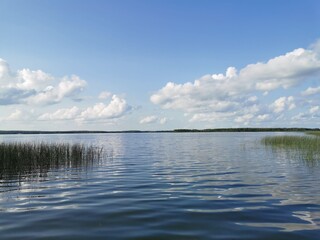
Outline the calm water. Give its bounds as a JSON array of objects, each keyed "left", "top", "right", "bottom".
[{"left": 0, "top": 132, "right": 320, "bottom": 239}]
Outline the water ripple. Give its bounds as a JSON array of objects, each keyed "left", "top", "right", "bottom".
[{"left": 1, "top": 132, "right": 320, "bottom": 239}]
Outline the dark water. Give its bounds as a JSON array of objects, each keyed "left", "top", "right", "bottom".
[{"left": 0, "top": 132, "right": 319, "bottom": 239}]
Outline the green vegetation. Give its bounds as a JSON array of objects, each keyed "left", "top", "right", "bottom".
[
  {"left": 174, "top": 128, "right": 320, "bottom": 132},
  {"left": 305, "top": 131, "right": 320, "bottom": 137},
  {"left": 261, "top": 135, "right": 320, "bottom": 163},
  {"left": 0, "top": 142, "right": 103, "bottom": 180},
  {"left": 262, "top": 135, "right": 320, "bottom": 149}
]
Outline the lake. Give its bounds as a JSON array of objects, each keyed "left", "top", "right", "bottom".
[{"left": 0, "top": 132, "right": 319, "bottom": 239}]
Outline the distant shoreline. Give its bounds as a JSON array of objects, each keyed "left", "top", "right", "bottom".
[{"left": 0, "top": 128, "right": 319, "bottom": 135}]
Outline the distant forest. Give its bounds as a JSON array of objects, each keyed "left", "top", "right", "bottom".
[
  {"left": 0, "top": 128, "right": 319, "bottom": 135},
  {"left": 173, "top": 128, "right": 320, "bottom": 132}
]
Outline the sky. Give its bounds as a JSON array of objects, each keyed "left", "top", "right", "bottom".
[{"left": 1, "top": 0, "right": 320, "bottom": 131}]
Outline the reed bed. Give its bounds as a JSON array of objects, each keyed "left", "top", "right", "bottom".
[
  {"left": 0, "top": 142, "right": 103, "bottom": 180},
  {"left": 261, "top": 135, "right": 320, "bottom": 162},
  {"left": 305, "top": 131, "right": 320, "bottom": 137}
]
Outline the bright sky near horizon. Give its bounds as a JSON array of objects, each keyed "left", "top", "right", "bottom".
[{"left": 1, "top": 0, "right": 320, "bottom": 131}]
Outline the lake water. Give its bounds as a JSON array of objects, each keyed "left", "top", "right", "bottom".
[{"left": 0, "top": 132, "right": 320, "bottom": 239}]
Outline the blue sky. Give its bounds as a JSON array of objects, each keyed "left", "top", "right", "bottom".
[{"left": 1, "top": 0, "right": 320, "bottom": 130}]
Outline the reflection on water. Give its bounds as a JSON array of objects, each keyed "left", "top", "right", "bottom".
[
  {"left": 0, "top": 142, "right": 107, "bottom": 195},
  {"left": 0, "top": 133, "right": 320, "bottom": 239},
  {"left": 267, "top": 147, "right": 320, "bottom": 168}
]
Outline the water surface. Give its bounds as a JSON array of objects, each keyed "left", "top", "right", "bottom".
[{"left": 0, "top": 132, "right": 319, "bottom": 239}]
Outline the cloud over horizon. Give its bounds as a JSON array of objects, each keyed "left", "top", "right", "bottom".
[
  {"left": 139, "top": 115, "right": 167, "bottom": 125},
  {"left": 2, "top": 40, "right": 320, "bottom": 129},
  {"left": 38, "top": 95, "right": 131, "bottom": 122},
  {"left": 151, "top": 41, "right": 320, "bottom": 126},
  {"left": 0, "top": 59, "right": 132, "bottom": 127},
  {"left": 0, "top": 58, "right": 86, "bottom": 105}
]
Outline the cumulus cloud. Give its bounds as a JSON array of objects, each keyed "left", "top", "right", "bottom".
[
  {"left": 0, "top": 109, "right": 34, "bottom": 122},
  {"left": 151, "top": 41, "right": 320, "bottom": 125},
  {"left": 38, "top": 106, "right": 80, "bottom": 120},
  {"left": 270, "top": 96, "right": 295, "bottom": 113},
  {"left": 140, "top": 115, "right": 158, "bottom": 124},
  {"left": 140, "top": 115, "right": 167, "bottom": 125},
  {"left": 6, "top": 109, "right": 24, "bottom": 121},
  {"left": 98, "top": 91, "right": 112, "bottom": 99},
  {"left": 38, "top": 95, "right": 131, "bottom": 122},
  {"left": 0, "top": 58, "right": 87, "bottom": 105},
  {"left": 0, "top": 88, "right": 35, "bottom": 105},
  {"left": 0, "top": 59, "right": 11, "bottom": 82},
  {"left": 16, "top": 69, "right": 54, "bottom": 90},
  {"left": 242, "top": 48, "right": 320, "bottom": 91},
  {"left": 80, "top": 95, "right": 130, "bottom": 121},
  {"left": 292, "top": 105, "right": 320, "bottom": 122},
  {"left": 310, "top": 106, "right": 320, "bottom": 114},
  {"left": 235, "top": 114, "right": 254, "bottom": 125},
  {"left": 159, "top": 117, "right": 167, "bottom": 124},
  {"left": 37, "top": 94, "right": 131, "bottom": 124},
  {"left": 27, "top": 75, "right": 86, "bottom": 105},
  {"left": 301, "top": 86, "right": 320, "bottom": 96},
  {"left": 257, "top": 114, "right": 270, "bottom": 121}
]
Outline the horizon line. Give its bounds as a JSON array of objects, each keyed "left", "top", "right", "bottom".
[{"left": 0, "top": 127, "right": 319, "bottom": 134}]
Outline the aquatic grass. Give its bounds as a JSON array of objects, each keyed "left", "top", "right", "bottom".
[
  {"left": 262, "top": 135, "right": 320, "bottom": 148},
  {"left": 305, "top": 131, "right": 320, "bottom": 137},
  {"left": 261, "top": 135, "right": 320, "bottom": 163},
  {"left": 0, "top": 142, "right": 103, "bottom": 180}
]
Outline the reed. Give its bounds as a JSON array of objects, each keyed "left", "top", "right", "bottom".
[
  {"left": 305, "top": 131, "right": 320, "bottom": 137},
  {"left": 0, "top": 142, "right": 103, "bottom": 179},
  {"left": 261, "top": 135, "right": 320, "bottom": 162}
]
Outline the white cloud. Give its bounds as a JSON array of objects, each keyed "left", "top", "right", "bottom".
[
  {"left": 6, "top": 109, "right": 24, "bottom": 121},
  {"left": 38, "top": 95, "right": 131, "bottom": 122},
  {"left": 292, "top": 113, "right": 308, "bottom": 121},
  {"left": 0, "top": 87, "right": 35, "bottom": 105},
  {"left": 27, "top": 75, "right": 86, "bottom": 105},
  {"left": 80, "top": 95, "right": 130, "bottom": 121},
  {"left": 16, "top": 68, "right": 53, "bottom": 90},
  {"left": 309, "top": 106, "right": 319, "bottom": 114},
  {"left": 159, "top": 117, "right": 167, "bottom": 125},
  {"left": 140, "top": 115, "right": 158, "bottom": 124},
  {"left": 189, "top": 112, "right": 236, "bottom": 123},
  {"left": 0, "top": 59, "right": 12, "bottom": 83},
  {"left": 38, "top": 106, "right": 80, "bottom": 120},
  {"left": 270, "top": 96, "right": 295, "bottom": 113},
  {"left": 0, "top": 59, "right": 134, "bottom": 128},
  {"left": 151, "top": 42, "right": 320, "bottom": 124},
  {"left": 0, "top": 109, "right": 34, "bottom": 122},
  {"left": 301, "top": 86, "right": 320, "bottom": 96},
  {"left": 235, "top": 114, "right": 254, "bottom": 124},
  {"left": 0, "top": 58, "right": 87, "bottom": 105},
  {"left": 292, "top": 105, "right": 320, "bottom": 122},
  {"left": 241, "top": 48, "right": 320, "bottom": 91},
  {"left": 248, "top": 96, "right": 258, "bottom": 102},
  {"left": 139, "top": 115, "right": 167, "bottom": 125},
  {"left": 98, "top": 91, "right": 112, "bottom": 100},
  {"left": 257, "top": 114, "right": 270, "bottom": 121}
]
